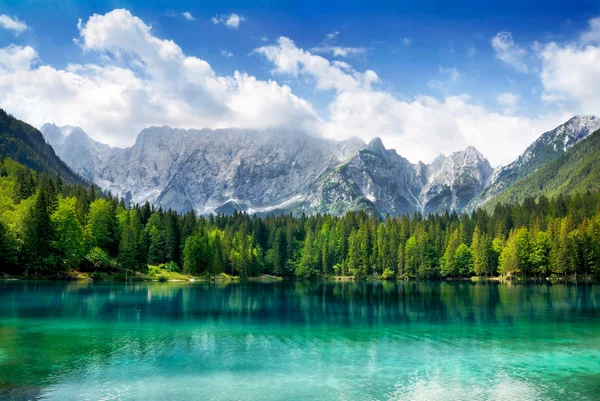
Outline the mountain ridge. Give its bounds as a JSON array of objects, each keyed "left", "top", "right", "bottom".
[
  {"left": 466, "top": 115, "right": 600, "bottom": 211},
  {"left": 39, "top": 114, "right": 600, "bottom": 217},
  {"left": 0, "top": 111, "right": 81, "bottom": 183}
]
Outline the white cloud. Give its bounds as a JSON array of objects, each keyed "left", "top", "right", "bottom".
[
  {"left": 0, "top": 14, "right": 27, "bottom": 35},
  {"left": 0, "top": 45, "right": 37, "bottom": 71},
  {"left": 256, "top": 37, "right": 378, "bottom": 92},
  {"left": 212, "top": 13, "right": 245, "bottom": 28},
  {"left": 538, "top": 41, "right": 600, "bottom": 113},
  {"left": 580, "top": 17, "right": 600, "bottom": 43},
  {"left": 311, "top": 45, "right": 366, "bottom": 57},
  {"left": 0, "top": 8, "right": 583, "bottom": 167},
  {"left": 256, "top": 38, "right": 568, "bottom": 165},
  {"left": 0, "top": 9, "right": 317, "bottom": 147},
  {"left": 403, "top": 37, "right": 411, "bottom": 45},
  {"left": 182, "top": 12, "right": 196, "bottom": 21},
  {"left": 220, "top": 49, "right": 233, "bottom": 58},
  {"left": 497, "top": 92, "right": 519, "bottom": 114},
  {"left": 311, "top": 31, "right": 366, "bottom": 58},
  {"left": 491, "top": 32, "right": 529, "bottom": 72}
]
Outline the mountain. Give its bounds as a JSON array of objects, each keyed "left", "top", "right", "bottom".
[
  {"left": 40, "top": 123, "right": 118, "bottom": 182},
  {"left": 299, "top": 138, "right": 423, "bottom": 216},
  {"left": 41, "top": 116, "right": 596, "bottom": 217},
  {"left": 485, "top": 127, "right": 600, "bottom": 208},
  {"left": 0, "top": 110, "right": 81, "bottom": 183},
  {"left": 298, "top": 139, "right": 493, "bottom": 216},
  {"left": 420, "top": 146, "right": 493, "bottom": 214},
  {"left": 40, "top": 121, "right": 494, "bottom": 216},
  {"left": 42, "top": 124, "right": 364, "bottom": 213},
  {"left": 466, "top": 115, "right": 600, "bottom": 211}
]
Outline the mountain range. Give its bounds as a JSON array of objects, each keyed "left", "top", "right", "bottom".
[{"left": 33, "top": 114, "right": 600, "bottom": 216}]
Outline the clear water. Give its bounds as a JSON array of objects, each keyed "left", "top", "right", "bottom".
[{"left": 0, "top": 281, "right": 598, "bottom": 401}]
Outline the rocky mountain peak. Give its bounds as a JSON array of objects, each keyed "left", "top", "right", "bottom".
[
  {"left": 365, "top": 137, "right": 386, "bottom": 156},
  {"left": 40, "top": 123, "right": 66, "bottom": 146},
  {"left": 561, "top": 115, "right": 600, "bottom": 141}
]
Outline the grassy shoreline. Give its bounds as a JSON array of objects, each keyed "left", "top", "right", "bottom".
[{"left": 1, "top": 268, "right": 597, "bottom": 283}]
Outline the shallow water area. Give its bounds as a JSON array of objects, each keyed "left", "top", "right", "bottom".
[{"left": 0, "top": 280, "right": 598, "bottom": 400}]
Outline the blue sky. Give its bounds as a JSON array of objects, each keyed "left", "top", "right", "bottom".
[{"left": 1, "top": 0, "right": 600, "bottom": 165}]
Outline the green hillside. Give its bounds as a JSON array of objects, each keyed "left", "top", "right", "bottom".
[
  {"left": 487, "top": 128, "right": 600, "bottom": 209},
  {"left": 0, "top": 109, "right": 82, "bottom": 183}
]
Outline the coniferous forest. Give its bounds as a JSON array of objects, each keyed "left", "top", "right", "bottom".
[{"left": 1, "top": 155, "right": 600, "bottom": 281}]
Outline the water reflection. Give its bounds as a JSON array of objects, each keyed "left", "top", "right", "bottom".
[
  {"left": 0, "top": 281, "right": 597, "bottom": 326},
  {"left": 0, "top": 281, "right": 598, "bottom": 401}
]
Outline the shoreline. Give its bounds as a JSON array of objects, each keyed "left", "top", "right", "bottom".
[{"left": 1, "top": 272, "right": 597, "bottom": 284}]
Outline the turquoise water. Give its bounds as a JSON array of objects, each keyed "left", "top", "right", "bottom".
[{"left": 0, "top": 281, "right": 598, "bottom": 400}]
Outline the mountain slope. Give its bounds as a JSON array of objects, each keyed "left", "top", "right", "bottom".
[
  {"left": 43, "top": 123, "right": 365, "bottom": 213},
  {"left": 467, "top": 115, "right": 600, "bottom": 211},
  {"left": 299, "top": 138, "right": 422, "bottom": 216},
  {"left": 486, "top": 128, "right": 600, "bottom": 208},
  {"left": 40, "top": 124, "right": 117, "bottom": 182},
  {"left": 299, "top": 139, "right": 492, "bottom": 216},
  {"left": 0, "top": 110, "right": 81, "bottom": 183},
  {"left": 420, "top": 146, "right": 493, "bottom": 214},
  {"left": 41, "top": 119, "right": 495, "bottom": 216}
]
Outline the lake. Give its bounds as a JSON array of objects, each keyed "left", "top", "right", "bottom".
[{"left": 0, "top": 281, "right": 598, "bottom": 400}]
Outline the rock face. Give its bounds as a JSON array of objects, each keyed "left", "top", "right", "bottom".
[
  {"left": 42, "top": 124, "right": 364, "bottom": 214},
  {"left": 299, "top": 140, "right": 493, "bottom": 216},
  {"left": 299, "top": 138, "right": 424, "bottom": 216},
  {"left": 42, "top": 115, "right": 597, "bottom": 216},
  {"left": 420, "top": 146, "right": 493, "bottom": 214},
  {"left": 40, "top": 123, "right": 117, "bottom": 183},
  {"left": 465, "top": 115, "right": 600, "bottom": 211}
]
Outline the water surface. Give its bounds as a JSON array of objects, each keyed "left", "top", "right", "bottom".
[{"left": 0, "top": 281, "right": 598, "bottom": 400}]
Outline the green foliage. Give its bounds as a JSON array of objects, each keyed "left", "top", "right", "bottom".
[
  {"left": 159, "top": 261, "right": 181, "bottom": 272},
  {"left": 51, "top": 196, "right": 85, "bottom": 269},
  {"left": 85, "top": 247, "right": 114, "bottom": 272},
  {"left": 454, "top": 244, "right": 474, "bottom": 276},
  {"left": 0, "top": 109, "right": 81, "bottom": 183},
  {"left": 1, "top": 157, "right": 600, "bottom": 281}
]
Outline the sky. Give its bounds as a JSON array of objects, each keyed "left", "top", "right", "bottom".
[{"left": 1, "top": 0, "right": 600, "bottom": 166}]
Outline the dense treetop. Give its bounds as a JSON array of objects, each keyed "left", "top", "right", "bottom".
[
  {"left": 1, "top": 156, "right": 599, "bottom": 280},
  {"left": 0, "top": 109, "right": 82, "bottom": 184}
]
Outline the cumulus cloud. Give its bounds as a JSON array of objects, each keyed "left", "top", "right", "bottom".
[
  {"left": 0, "top": 9, "right": 317, "bottom": 147},
  {"left": 491, "top": 32, "right": 529, "bottom": 72},
  {"left": 255, "top": 38, "right": 569, "bottom": 165},
  {"left": 0, "top": 8, "right": 584, "bottom": 167},
  {"left": 497, "top": 92, "right": 519, "bottom": 114},
  {"left": 0, "top": 45, "right": 37, "bottom": 71},
  {"left": 220, "top": 49, "right": 233, "bottom": 58},
  {"left": 538, "top": 41, "right": 600, "bottom": 113},
  {"left": 0, "top": 14, "right": 27, "bottom": 35},
  {"left": 531, "top": 16, "right": 600, "bottom": 113},
  {"left": 182, "top": 12, "right": 196, "bottom": 21},
  {"left": 212, "top": 13, "right": 245, "bottom": 28},
  {"left": 256, "top": 37, "right": 378, "bottom": 92},
  {"left": 403, "top": 37, "right": 411, "bottom": 45}
]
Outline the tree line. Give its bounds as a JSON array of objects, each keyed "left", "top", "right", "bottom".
[{"left": 1, "top": 157, "right": 600, "bottom": 280}]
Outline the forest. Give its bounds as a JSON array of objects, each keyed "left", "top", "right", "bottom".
[{"left": 1, "top": 156, "right": 600, "bottom": 280}]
